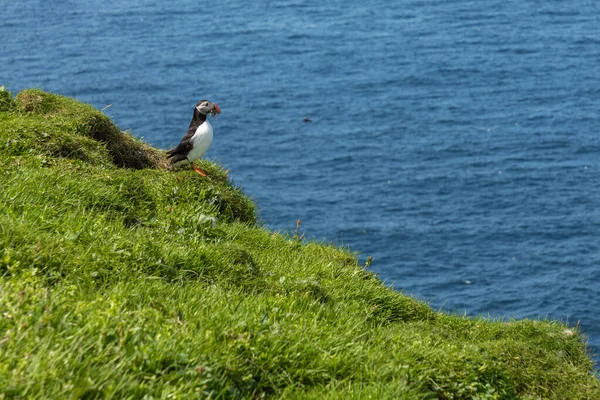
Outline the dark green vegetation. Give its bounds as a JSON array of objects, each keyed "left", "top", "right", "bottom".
[{"left": 0, "top": 88, "right": 598, "bottom": 399}]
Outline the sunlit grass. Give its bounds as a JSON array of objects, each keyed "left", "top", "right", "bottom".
[{"left": 0, "top": 87, "right": 598, "bottom": 399}]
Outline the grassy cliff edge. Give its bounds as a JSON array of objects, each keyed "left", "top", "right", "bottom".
[{"left": 0, "top": 88, "right": 598, "bottom": 399}]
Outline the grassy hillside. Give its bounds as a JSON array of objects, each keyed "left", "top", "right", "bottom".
[{"left": 0, "top": 87, "right": 598, "bottom": 399}]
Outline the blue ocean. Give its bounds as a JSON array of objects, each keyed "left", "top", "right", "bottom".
[{"left": 2, "top": 1, "right": 600, "bottom": 362}]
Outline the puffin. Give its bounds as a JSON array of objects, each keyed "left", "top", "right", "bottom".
[{"left": 166, "top": 99, "right": 221, "bottom": 176}]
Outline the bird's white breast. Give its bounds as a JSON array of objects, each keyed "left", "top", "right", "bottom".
[{"left": 187, "top": 120, "right": 213, "bottom": 162}]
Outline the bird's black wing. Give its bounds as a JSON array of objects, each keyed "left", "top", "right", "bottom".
[
  {"left": 166, "top": 126, "right": 195, "bottom": 158},
  {"left": 166, "top": 139, "right": 193, "bottom": 158}
]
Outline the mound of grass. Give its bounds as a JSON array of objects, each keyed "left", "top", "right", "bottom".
[
  {"left": 0, "top": 88, "right": 598, "bottom": 399},
  {"left": 0, "top": 87, "right": 15, "bottom": 112},
  {"left": 12, "top": 89, "right": 167, "bottom": 169}
]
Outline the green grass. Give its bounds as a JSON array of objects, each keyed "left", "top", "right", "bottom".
[{"left": 0, "top": 87, "right": 598, "bottom": 399}]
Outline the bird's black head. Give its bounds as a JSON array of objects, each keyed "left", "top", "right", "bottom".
[{"left": 194, "top": 100, "right": 221, "bottom": 118}]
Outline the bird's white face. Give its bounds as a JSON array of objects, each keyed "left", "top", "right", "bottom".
[{"left": 196, "top": 100, "right": 221, "bottom": 116}]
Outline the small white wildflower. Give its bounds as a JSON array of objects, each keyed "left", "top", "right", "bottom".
[{"left": 198, "top": 214, "right": 217, "bottom": 227}]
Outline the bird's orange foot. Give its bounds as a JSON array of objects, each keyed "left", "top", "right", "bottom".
[{"left": 192, "top": 164, "right": 207, "bottom": 177}]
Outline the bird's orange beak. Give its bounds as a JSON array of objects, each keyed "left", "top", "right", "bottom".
[{"left": 214, "top": 104, "right": 221, "bottom": 114}]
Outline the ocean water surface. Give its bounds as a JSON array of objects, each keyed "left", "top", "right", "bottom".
[{"left": 2, "top": 0, "right": 600, "bottom": 361}]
